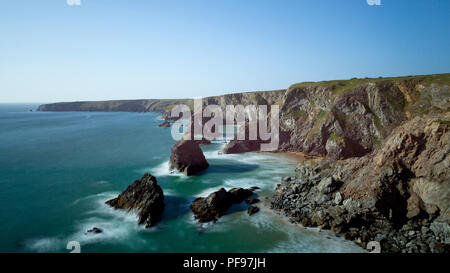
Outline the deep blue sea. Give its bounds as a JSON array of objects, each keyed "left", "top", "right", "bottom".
[{"left": 0, "top": 104, "right": 364, "bottom": 253}]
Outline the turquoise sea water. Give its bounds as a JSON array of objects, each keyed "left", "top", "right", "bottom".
[{"left": 0, "top": 104, "right": 365, "bottom": 253}]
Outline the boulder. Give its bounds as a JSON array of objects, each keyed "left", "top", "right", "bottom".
[
  {"left": 317, "top": 177, "right": 339, "bottom": 194},
  {"left": 247, "top": 206, "right": 260, "bottom": 216},
  {"left": 106, "top": 173, "right": 164, "bottom": 228},
  {"left": 430, "top": 217, "right": 450, "bottom": 244},
  {"left": 334, "top": 191, "right": 343, "bottom": 205},
  {"left": 169, "top": 140, "right": 209, "bottom": 176},
  {"left": 406, "top": 193, "right": 425, "bottom": 219},
  {"left": 87, "top": 227, "right": 103, "bottom": 234},
  {"left": 343, "top": 198, "right": 361, "bottom": 214}
]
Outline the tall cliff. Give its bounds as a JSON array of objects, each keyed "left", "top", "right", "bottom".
[
  {"left": 37, "top": 99, "right": 193, "bottom": 113},
  {"left": 38, "top": 73, "right": 449, "bottom": 160},
  {"left": 276, "top": 74, "right": 449, "bottom": 159},
  {"left": 186, "top": 74, "right": 448, "bottom": 160}
]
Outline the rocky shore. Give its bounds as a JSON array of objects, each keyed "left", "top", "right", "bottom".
[{"left": 271, "top": 113, "right": 449, "bottom": 253}]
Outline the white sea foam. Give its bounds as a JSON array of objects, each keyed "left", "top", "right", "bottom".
[
  {"left": 92, "top": 180, "right": 109, "bottom": 186},
  {"left": 26, "top": 237, "right": 63, "bottom": 253},
  {"left": 150, "top": 161, "right": 187, "bottom": 178},
  {"left": 223, "top": 177, "right": 269, "bottom": 190},
  {"left": 27, "top": 192, "right": 159, "bottom": 252},
  {"left": 71, "top": 191, "right": 115, "bottom": 206},
  {"left": 185, "top": 211, "right": 231, "bottom": 234},
  {"left": 267, "top": 229, "right": 366, "bottom": 253}
]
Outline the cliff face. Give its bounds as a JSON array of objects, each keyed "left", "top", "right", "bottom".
[
  {"left": 270, "top": 112, "right": 449, "bottom": 252},
  {"left": 37, "top": 99, "right": 193, "bottom": 113},
  {"left": 188, "top": 74, "right": 449, "bottom": 160},
  {"left": 277, "top": 75, "right": 449, "bottom": 159},
  {"left": 38, "top": 74, "right": 449, "bottom": 160}
]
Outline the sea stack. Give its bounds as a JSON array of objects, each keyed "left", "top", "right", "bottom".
[
  {"left": 222, "top": 123, "right": 265, "bottom": 154},
  {"left": 190, "top": 187, "right": 254, "bottom": 222},
  {"left": 106, "top": 173, "right": 164, "bottom": 228},
  {"left": 169, "top": 140, "right": 209, "bottom": 176}
]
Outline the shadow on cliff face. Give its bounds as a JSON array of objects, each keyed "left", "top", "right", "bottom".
[{"left": 375, "top": 165, "right": 416, "bottom": 229}]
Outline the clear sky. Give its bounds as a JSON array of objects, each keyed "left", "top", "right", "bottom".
[{"left": 0, "top": 0, "right": 449, "bottom": 103}]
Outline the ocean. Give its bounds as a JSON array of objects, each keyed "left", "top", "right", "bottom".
[{"left": 0, "top": 103, "right": 365, "bottom": 253}]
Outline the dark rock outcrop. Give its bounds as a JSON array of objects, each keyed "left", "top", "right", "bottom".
[
  {"left": 222, "top": 123, "right": 266, "bottom": 154},
  {"left": 247, "top": 206, "right": 260, "bottom": 216},
  {"left": 246, "top": 198, "right": 260, "bottom": 204},
  {"left": 169, "top": 140, "right": 209, "bottom": 176},
  {"left": 87, "top": 227, "right": 103, "bottom": 234},
  {"left": 106, "top": 173, "right": 164, "bottom": 228},
  {"left": 194, "top": 137, "right": 212, "bottom": 145},
  {"left": 271, "top": 113, "right": 450, "bottom": 253},
  {"left": 228, "top": 188, "right": 253, "bottom": 204},
  {"left": 222, "top": 139, "right": 262, "bottom": 154},
  {"left": 190, "top": 189, "right": 232, "bottom": 222},
  {"left": 190, "top": 187, "right": 255, "bottom": 222},
  {"left": 158, "top": 121, "right": 171, "bottom": 127}
]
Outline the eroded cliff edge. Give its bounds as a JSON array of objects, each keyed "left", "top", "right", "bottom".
[
  {"left": 271, "top": 113, "right": 449, "bottom": 253},
  {"left": 38, "top": 74, "right": 449, "bottom": 161}
]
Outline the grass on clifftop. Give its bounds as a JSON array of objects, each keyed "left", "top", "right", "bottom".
[{"left": 288, "top": 73, "right": 450, "bottom": 95}]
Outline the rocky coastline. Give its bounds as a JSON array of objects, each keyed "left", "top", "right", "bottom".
[
  {"left": 38, "top": 73, "right": 449, "bottom": 252},
  {"left": 271, "top": 113, "right": 449, "bottom": 253}
]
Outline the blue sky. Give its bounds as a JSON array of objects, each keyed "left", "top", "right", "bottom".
[{"left": 0, "top": 0, "right": 449, "bottom": 102}]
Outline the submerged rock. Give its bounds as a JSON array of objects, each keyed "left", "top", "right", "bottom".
[
  {"left": 106, "top": 173, "right": 164, "bottom": 228},
  {"left": 247, "top": 206, "right": 260, "bottom": 216},
  {"left": 87, "top": 227, "right": 103, "bottom": 234},
  {"left": 169, "top": 140, "right": 209, "bottom": 176},
  {"left": 190, "top": 187, "right": 256, "bottom": 222},
  {"left": 246, "top": 198, "right": 260, "bottom": 204},
  {"left": 158, "top": 121, "right": 171, "bottom": 127}
]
